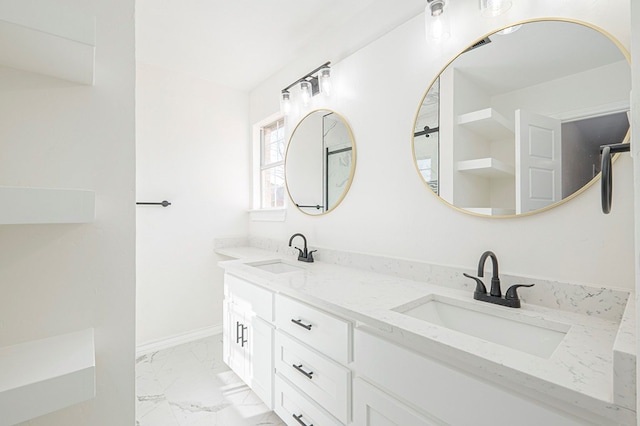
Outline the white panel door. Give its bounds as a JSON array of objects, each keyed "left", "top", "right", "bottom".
[{"left": 515, "top": 109, "right": 562, "bottom": 214}]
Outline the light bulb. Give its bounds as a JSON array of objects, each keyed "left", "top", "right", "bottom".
[
  {"left": 300, "top": 81, "right": 311, "bottom": 107},
  {"left": 281, "top": 91, "right": 291, "bottom": 115},
  {"left": 319, "top": 67, "right": 332, "bottom": 97},
  {"left": 480, "top": 0, "right": 512, "bottom": 17},
  {"left": 425, "top": 1, "right": 450, "bottom": 41}
]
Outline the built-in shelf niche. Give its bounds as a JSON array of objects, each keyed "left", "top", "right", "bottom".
[
  {"left": 456, "top": 158, "right": 515, "bottom": 178},
  {"left": 457, "top": 108, "right": 514, "bottom": 139},
  {"left": 0, "top": 2, "right": 95, "bottom": 85},
  {"left": 0, "top": 186, "right": 95, "bottom": 224},
  {"left": 0, "top": 329, "right": 95, "bottom": 426}
]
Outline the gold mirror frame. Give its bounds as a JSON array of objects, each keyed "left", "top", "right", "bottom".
[
  {"left": 411, "top": 18, "right": 631, "bottom": 218},
  {"left": 285, "top": 109, "right": 357, "bottom": 216}
]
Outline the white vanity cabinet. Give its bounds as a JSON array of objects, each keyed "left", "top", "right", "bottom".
[
  {"left": 353, "top": 328, "right": 593, "bottom": 426},
  {"left": 274, "top": 294, "right": 353, "bottom": 425},
  {"left": 222, "top": 273, "right": 275, "bottom": 408}
]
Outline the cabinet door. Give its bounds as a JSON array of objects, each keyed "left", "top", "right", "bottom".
[
  {"left": 222, "top": 299, "right": 231, "bottom": 366},
  {"left": 227, "top": 304, "right": 248, "bottom": 381},
  {"left": 248, "top": 314, "right": 274, "bottom": 409},
  {"left": 353, "top": 378, "right": 443, "bottom": 426}
]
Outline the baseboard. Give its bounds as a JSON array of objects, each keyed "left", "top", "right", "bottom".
[{"left": 136, "top": 325, "right": 222, "bottom": 357}]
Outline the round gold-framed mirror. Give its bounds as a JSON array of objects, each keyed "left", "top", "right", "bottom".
[
  {"left": 285, "top": 109, "right": 356, "bottom": 215},
  {"left": 412, "top": 19, "right": 630, "bottom": 217}
]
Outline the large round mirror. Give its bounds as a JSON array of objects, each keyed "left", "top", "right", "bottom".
[
  {"left": 413, "top": 19, "right": 630, "bottom": 217},
  {"left": 286, "top": 110, "right": 356, "bottom": 215}
]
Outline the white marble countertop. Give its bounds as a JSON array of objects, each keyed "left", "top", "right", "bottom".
[{"left": 216, "top": 246, "right": 636, "bottom": 424}]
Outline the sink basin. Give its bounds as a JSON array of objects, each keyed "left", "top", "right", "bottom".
[
  {"left": 246, "top": 259, "right": 304, "bottom": 274},
  {"left": 392, "top": 295, "right": 570, "bottom": 358}
]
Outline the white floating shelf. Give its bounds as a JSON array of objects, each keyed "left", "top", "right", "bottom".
[
  {"left": 0, "top": 329, "right": 95, "bottom": 426},
  {"left": 457, "top": 158, "right": 515, "bottom": 178},
  {"left": 464, "top": 207, "right": 516, "bottom": 216},
  {"left": 0, "top": 186, "right": 95, "bottom": 225},
  {"left": 457, "top": 108, "right": 514, "bottom": 139},
  {"left": 0, "top": 2, "right": 95, "bottom": 84}
]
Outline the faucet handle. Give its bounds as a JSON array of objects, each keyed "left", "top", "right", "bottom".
[
  {"left": 307, "top": 250, "right": 317, "bottom": 262},
  {"left": 463, "top": 273, "right": 487, "bottom": 296},
  {"left": 505, "top": 284, "right": 534, "bottom": 301},
  {"left": 294, "top": 246, "right": 305, "bottom": 259}
]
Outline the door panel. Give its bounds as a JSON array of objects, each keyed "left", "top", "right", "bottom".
[{"left": 515, "top": 109, "right": 562, "bottom": 213}]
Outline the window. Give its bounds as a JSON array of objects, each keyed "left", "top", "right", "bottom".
[{"left": 258, "top": 117, "right": 285, "bottom": 209}]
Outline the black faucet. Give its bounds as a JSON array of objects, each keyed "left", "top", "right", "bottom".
[
  {"left": 288, "top": 233, "right": 317, "bottom": 263},
  {"left": 463, "top": 251, "right": 534, "bottom": 308},
  {"left": 478, "top": 251, "right": 503, "bottom": 297}
]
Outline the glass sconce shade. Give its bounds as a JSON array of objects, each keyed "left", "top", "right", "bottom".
[
  {"left": 281, "top": 91, "right": 291, "bottom": 114},
  {"left": 425, "top": 1, "right": 450, "bottom": 41},
  {"left": 480, "top": 0, "right": 512, "bottom": 17},
  {"left": 319, "top": 67, "right": 332, "bottom": 96},
  {"left": 300, "top": 80, "right": 312, "bottom": 106}
]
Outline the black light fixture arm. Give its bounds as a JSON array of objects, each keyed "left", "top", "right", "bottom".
[
  {"left": 282, "top": 61, "right": 331, "bottom": 94},
  {"left": 600, "top": 142, "right": 630, "bottom": 214}
]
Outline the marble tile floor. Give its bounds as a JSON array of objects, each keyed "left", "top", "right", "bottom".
[{"left": 136, "top": 334, "right": 285, "bottom": 426}]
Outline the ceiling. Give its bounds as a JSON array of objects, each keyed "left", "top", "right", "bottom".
[
  {"left": 136, "top": 0, "right": 426, "bottom": 92},
  {"left": 452, "top": 20, "right": 627, "bottom": 95}
]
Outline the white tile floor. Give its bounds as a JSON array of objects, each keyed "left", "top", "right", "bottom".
[{"left": 136, "top": 334, "right": 286, "bottom": 426}]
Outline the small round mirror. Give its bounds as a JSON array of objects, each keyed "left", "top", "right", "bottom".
[
  {"left": 286, "top": 110, "right": 356, "bottom": 215},
  {"left": 413, "top": 19, "right": 630, "bottom": 217}
]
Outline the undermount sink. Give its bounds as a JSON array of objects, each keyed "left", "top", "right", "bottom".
[
  {"left": 246, "top": 259, "right": 304, "bottom": 274},
  {"left": 392, "top": 295, "right": 570, "bottom": 358}
]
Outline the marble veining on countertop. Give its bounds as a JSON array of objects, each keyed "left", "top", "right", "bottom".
[{"left": 215, "top": 244, "right": 636, "bottom": 424}]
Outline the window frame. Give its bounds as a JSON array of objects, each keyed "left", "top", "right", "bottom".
[{"left": 251, "top": 113, "right": 288, "bottom": 216}]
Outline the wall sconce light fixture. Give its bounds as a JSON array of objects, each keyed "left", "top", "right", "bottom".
[
  {"left": 319, "top": 66, "right": 332, "bottom": 96},
  {"left": 479, "top": 0, "right": 512, "bottom": 17},
  {"left": 425, "top": 0, "right": 450, "bottom": 41},
  {"left": 280, "top": 62, "right": 332, "bottom": 114},
  {"left": 281, "top": 90, "right": 292, "bottom": 115}
]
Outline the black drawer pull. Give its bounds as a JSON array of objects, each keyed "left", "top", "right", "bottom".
[
  {"left": 293, "top": 413, "right": 313, "bottom": 426},
  {"left": 292, "top": 364, "right": 314, "bottom": 379},
  {"left": 236, "top": 321, "right": 242, "bottom": 344},
  {"left": 291, "top": 318, "right": 312, "bottom": 330}
]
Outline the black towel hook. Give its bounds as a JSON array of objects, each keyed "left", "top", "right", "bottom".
[{"left": 600, "top": 143, "right": 630, "bottom": 214}]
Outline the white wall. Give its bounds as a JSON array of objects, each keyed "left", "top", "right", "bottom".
[
  {"left": 249, "top": 0, "right": 634, "bottom": 290},
  {"left": 0, "top": 0, "right": 136, "bottom": 424},
  {"left": 136, "top": 63, "right": 250, "bottom": 346}
]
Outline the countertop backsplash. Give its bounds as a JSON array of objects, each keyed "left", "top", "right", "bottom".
[{"left": 214, "top": 236, "right": 630, "bottom": 322}]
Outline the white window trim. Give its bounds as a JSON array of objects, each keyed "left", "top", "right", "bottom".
[{"left": 251, "top": 112, "right": 287, "bottom": 221}]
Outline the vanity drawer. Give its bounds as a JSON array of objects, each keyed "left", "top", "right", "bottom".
[
  {"left": 275, "top": 294, "right": 351, "bottom": 364},
  {"left": 225, "top": 273, "right": 273, "bottom": 321},
  {"left": 354, "top": 328, "right": 587, "bottom": 426},
  {"left": 274, "top": 374, "right": 342, "bottom": 426},
  {"left": 353, "top": 377, "right": 444, "bottom": 426},
  {"left": 275, "top": 330, "right": 351, "bottom": 424}
]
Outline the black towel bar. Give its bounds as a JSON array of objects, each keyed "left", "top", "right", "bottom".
[
  {"left": 296, "top": 204, "right": 323, "bottom": 210},
  {"left": 136, "top": 200, "right": 172, "bottom": 207}
]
